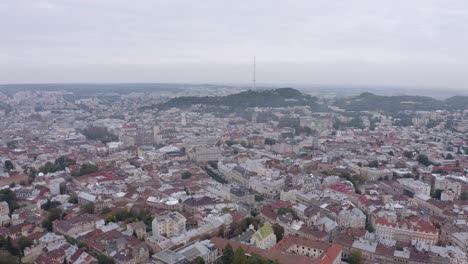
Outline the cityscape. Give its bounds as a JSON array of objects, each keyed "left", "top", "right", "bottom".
[
  {"left": 0, "top": 85, "right": 467, "bottom": 264},
  {"left": 1, "top": 1, "right": 468, "bottom": 264}
]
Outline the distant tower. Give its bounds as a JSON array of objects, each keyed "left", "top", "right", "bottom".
[{"left": 252, "top": 56, "right": 256, "bottom": 90}]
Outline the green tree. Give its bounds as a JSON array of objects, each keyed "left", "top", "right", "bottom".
[
  {"left": 431, "top": 189, "right": 443, "bottom": 200},
  {"left": 223, "top": 243, "right": 234, "bottom": 264},
  {"left": 42, "top": 219, "right": 53, "bottom": 231},
  {"left": 348, "top": 249, "right": 363, "bottom": 264},
  {"left": 368, "top": 160, "right": 379, "bottom": 168},
  {"left": 4, "top": 160, "right": 14, "bottom": 172},
  {"left": 233, "top": 247, "right": 247, "bottom": 264},
  {"left": 460, "top": 192, "right": 468, "bottom": 201},
  {"left": 264, "top": 138, "right": 276, "bottom": 146},
  {"left": 404, "top": 151, "right": 414, "bottom": 159},
  {"left": 71, "top": 163, "right": 98, "bottom": 177},
  {"left": 17, "top": 236, "right": 33, "bottom": 255},
  {"left": 194, "top": 256, "right": 206, "bottom": 264},
  {"left": 81, "top": 203, "right": 95, "bottom": 214},
  {"left": 97, "top": 254, "right": 115, "bottom": 264},
  {"left": 445, "top": 153, "right": 454, "bottom": 160},
  {"left": 0, "top": 189, "right": 20, "bottom": 211},
  {"left": 68, "top": 195, "right": 78, "bottom": 204},
  {"left": 181, "top": 171, "right": 192, "bottom": 179},
  {"left": 272, "top": 223, "right": 284, "bottom": 241},
  {"left": 0, "top": 250, "right": 18, "bottom": 264},
  {"left": 417, "top": 154, "right": 431, "bottom": 166},
  {"left": 5, "top": 236, "right": 19, "bottom": 256},
  {"left": 100, "top": 207, "right": 112, "bottom": 215},
  {"left": 41, "top": 199, "right": 61, "bottom": 211}
]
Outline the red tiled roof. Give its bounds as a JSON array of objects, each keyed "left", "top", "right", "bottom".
[{"left": 210, "top": 236, "right": 341, "bottom": 264}]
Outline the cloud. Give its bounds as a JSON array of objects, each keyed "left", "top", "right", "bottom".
[{"left": 0, "top": 0, "right": 467, "bottom": 88}]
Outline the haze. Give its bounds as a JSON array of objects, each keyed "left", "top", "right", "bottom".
[{"left": 1, "top": 0, "right": 468, "bottom": 88}]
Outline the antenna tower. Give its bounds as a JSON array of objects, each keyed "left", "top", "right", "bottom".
[{"left": 253, "top": 56, "right": 256, "bottom": 90}]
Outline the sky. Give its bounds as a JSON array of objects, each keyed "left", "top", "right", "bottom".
[{"left": 1, "top": 0, "right": 468, "bottom": 89}]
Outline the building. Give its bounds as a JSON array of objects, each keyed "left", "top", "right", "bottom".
[
  {"left": 127, "top": 221, "right": 147, "bottom": 240},
  {"left": 53, "top": 214, "right": 103, "bottom": 236},
  {"left": 152, "top": 212, "right": 186, "bottom": 238},
  {"left": 77, "top": 191, "right": 97, "bottom": 206},
  {"left": 210, "top": 236, "right": 342, "bottom": 264},
  {"left": 192, "top": 146, "right": 222, "bottom": 162},
  {"left": 229, "top": 186, "right": 255, "bottom": 205},
  {"left": 176, "top": 240, "right": 218, "bottom": 264},
  {"left": 249, "top": 177, "right": 285, "bottom": 199},
  {"left": 397, "top": 178, "right": 431, "bottom": 197},
  {"left": 375, "top": 217, "right": 438, "bottom": 246},
  {"left": 250, "top": 223, "right": 277, "bottom": 249},
  {"left": 337, "top": 208, "right": 366, "bottom": 229},
  {"left": 0, "top": 201, "right": 10, "bottom": 216}
]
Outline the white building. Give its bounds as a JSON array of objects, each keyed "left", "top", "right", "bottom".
[
  {"left": 337, "top": 208, "right": 366, "bottom": 229},
  {"left": 152, "top": 212, "right": 186, "bottom": 238},
  {"left": 397, "top": 178, "right": 431, "bottom": 196}
]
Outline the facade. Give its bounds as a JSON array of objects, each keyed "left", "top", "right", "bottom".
[
  {"left": 152, "top": 212, "right": 186, "bottom": 237},
  {"left": 127, "top": 221, "right": 147, "bottom": 240},
  {"left": 337, "top": 208, "right": 366, "bottom": 229},
  {"left": 192, "top": 146, "right": 222, "bottom": 162},
  {"left": 77, "top": 191, "right": 97, "bottom": 206},
  {"left": 397, "top": 178, "right": 431, "bottom": 197},
  {"left": 375, "top": 217, "right": 438, "bottom": 245},
  {"left": 0, "top": 201, "right": 10, "bottom": 216},
  {"left": 229, "top": 186, "right": 255, "bottom": 205},
  {"left": 176, "top": 240, "right": 218, "bottom": 264},
  {"left": 53, "top": 214, "right": 102, "bottom": 236},
  {"left": 249, "top": 177, "right": 285, "bottom": 199}
]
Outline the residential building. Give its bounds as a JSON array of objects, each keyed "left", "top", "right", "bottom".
[{"left": 152, "top": 212, "right": 186, "bottom": 238}]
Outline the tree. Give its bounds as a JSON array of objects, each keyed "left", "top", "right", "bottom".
[
  {"left": 81, "top": 203, "right": 95, "bottom": 214},
  {"left": 223, "top": 243, "right": 234, "bottom": 264},
  {"left": 194, "top": 256, "right": 206, "bottom": 264},
  {"left": 5, "top": 236, "right": 19, "bottom": 256},
  {"left": 272, "top": 223, "right": 284, "bottom": 241},
  {"left": 68, "top": 195, "right": 78, "bottom": 204},
  {"left": 417, "top": 154, "right": 431, "bottom": 166},
  {"left": 0, "top": 189, "right": 20, "bottom": 211},
  {"left": 368, "top": 160, "right": 379, "bottom": 168},
  {"left": 17, "top": 236, "right": 33, "bottom": 255},
  {"left": 264, "top": 138, "right": 276, "bottom": 146},
  {"left": 41, "top": 199, "right": 61, "bottom": 211},
  {"left": 348, "top": 249, "right": 363, "bottom": 264},
  {"left": 233, "top": 247, "right": 247, "bottom": 264},
  {"left": 101, "top": 207, "right": 111, "bottom": 215},
  {"left": 445, "top": 153, "right": 454, "bottom": 160},
  {"left": 0, "top": 250, "right": 18, "bottom": 264},
  {"left": 181, "top": 171, "right": 192, "bottom": 179},
  {"left": 97, "top": 254, "right": 115, "bottom": 264},
  {"left": 71, "top": 163, "right": 98, "bottom": 177},
  {"left": 460, "top": 192, "right": 468, "bottom": 201},
  {"left": 404, "top": 151, "right": 414, "bottom": 159},
  {"left": 4, "top": 160, "right": 14, "bottom": 172},
  {"left": 431, "top": 189, "right": 443, "bottom": 200}
]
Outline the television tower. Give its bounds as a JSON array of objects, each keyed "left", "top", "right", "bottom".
[{"left": 252, "top": 56, "right": 256, "bottom": 90}]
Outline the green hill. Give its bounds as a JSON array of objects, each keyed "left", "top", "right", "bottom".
[
  {"left": 155, "top": 88, "right": 320, "bottom": 111},
  {"left": 333, "top": 93, "right": 467, "bottom": 113}
]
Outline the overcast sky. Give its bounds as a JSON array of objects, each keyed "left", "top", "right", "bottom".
[{"left": 1, "top": 0, "right": 467, "bottom": 88}]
